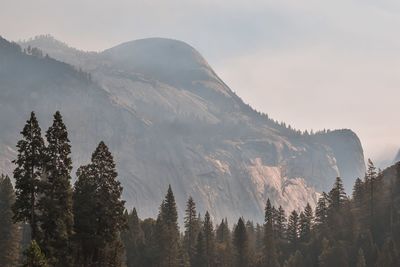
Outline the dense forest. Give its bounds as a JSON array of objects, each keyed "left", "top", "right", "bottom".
[{"left": 0, "top": 111, "right": 399, "bottom": 267}]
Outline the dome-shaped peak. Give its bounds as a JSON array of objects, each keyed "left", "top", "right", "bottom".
[{"left": 101, "top": 37, "right": 218, "bottom": 87}]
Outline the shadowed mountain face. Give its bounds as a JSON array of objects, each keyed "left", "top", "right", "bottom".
[{"left": 0, "top": 35, "right": 365, "bottom": 223}]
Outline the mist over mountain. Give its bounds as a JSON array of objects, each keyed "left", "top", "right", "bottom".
[{"left": 0, "top": 35, "right": 365, "bottom": 223}]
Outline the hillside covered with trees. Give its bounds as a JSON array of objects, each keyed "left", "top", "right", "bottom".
[{"left": 0, "top": 111, "right": 399, "bottom": 267}]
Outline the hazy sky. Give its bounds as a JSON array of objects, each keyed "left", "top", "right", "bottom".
[{"left": 1, "top": 0, "right": 400, "bottom": 162}]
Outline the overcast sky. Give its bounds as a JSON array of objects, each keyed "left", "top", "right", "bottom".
[{"left": 1, "top": 0, "right": 400, "bottom": 162}]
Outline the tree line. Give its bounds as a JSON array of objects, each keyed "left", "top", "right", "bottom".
[{"left": 1, "top": 111, "right": 400, "bottom": 266}]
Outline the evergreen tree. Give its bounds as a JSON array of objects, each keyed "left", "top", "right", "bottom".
[
  {"left": 233, "top": 218, "right": 250, "bottom": 267},
  {"left": 287, "top": 210, "right": 299, "bottom": 246},
  {"left": 38, "top": 111, "right": 73, "bottom": 266},
  {"left": 203, "top": 211, "right": 215, "bottom": 267},
  {"left": 194, "top": 231, "right": 206, "bottom": 267},
  {"left": 157, "top": 185, "right": 180, "bottom": 267},
  {"left": 22, "top": 240, "right": 48, "bottom": 267},
  {"left": 299, "top": 203, "right": 313, "bottom": 242},
  {"left": 263, "top": 200, "right": 279, "bottom": 267},
  {"left": 123, "top": 208, "right": 144, "bottom": 267},
  {"left": 73, "top": 164, "right": 98, "bottom": 266},
  {"left": 13, "top": 112, "right": 45, "bottom": 240},
  {"left": 274, "top": 206, "right": 286, "bottom": 239},
  {"left": 328, "top": 177, "right": 347, "bottom": 210},
  {"left": 184, "top": 196, "right": 199, "bottom": 265},
  {"left": 0, "top": 175, "right": 20, "bottom": 266},
  {"left": 73, "top": 142, "right": 126, "bottom": 267},
  {"left": 215, "top": 219, "right": 232, "bottom": 267}
]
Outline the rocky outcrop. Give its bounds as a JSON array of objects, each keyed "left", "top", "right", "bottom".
[{"left": 0, "top": 36, "right": 366, "bottom": 223}]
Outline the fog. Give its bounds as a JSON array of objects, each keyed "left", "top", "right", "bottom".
[{"left": 1, "top": 0, "right": 400, "bottom": 162}]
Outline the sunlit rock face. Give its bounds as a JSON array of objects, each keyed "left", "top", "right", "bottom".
[{"left": 0, "top": 35, "right": 365, "bottom": 223}]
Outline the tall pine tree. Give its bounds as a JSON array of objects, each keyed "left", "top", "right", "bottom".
[
  {"left": 184, "top": 196, "right": 199, "bottom": 265},
  {"left": 38, "top": 111, "right": 73, "bottom": 266},
  {"left": 73, "top": 142, "right": 126, "bottom": 267},
  {"left": 13, "top": 112, "right": 45, "bottom": 240}
]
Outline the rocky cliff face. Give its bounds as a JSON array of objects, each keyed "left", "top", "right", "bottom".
[{"left": 0, "top": 35, "right": 366, "bottom": 223}]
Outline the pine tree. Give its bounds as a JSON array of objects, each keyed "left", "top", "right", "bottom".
[
  {"left": 328, "top": 177, "right": 347, "bottom": 210},
  {"left": 13, "top": 112, "right": 45, "bottom": 240},
  {"left": 315, "top": 192, "right": 329, "bottom": 235},
  {"left": 203, "top": 211, "right": 215, "bottom": 267},
  {"left": 157, "top": 185, "right": 180, "bottom": 267},
  {"left": 233, "top": 218, "right": 250, "bottom": 267},
  {"left": 299, "top": 203, "right": 313, "bottom": 242},
  {"left": 274, "top": 206, "right": 286, "bottom": 239},
  {"left": 123, "top": 208, "right": 144, "bottom": 267},
  {"left": 194, "top": 231, "right": 206, "bottom": 267},
  {"left": 184, "top": 196, "right": 199, "bottom": 265},
  {"left": 215, "top": 219, "right": 232, "bottom": 267},
  {"left": 287, "top": 210, "right": 299, "bottom": 246},
  {"left": 263, "top": 200, "right": 279, "bottom": 267},
  {"left": 22, "top": 240, "right": 48, "bottom": 267},
  {"left": 73, "top": 164, "right": 98, "bottom": 266},
  {"left": 38, "top": 111, "right": 73, "bottom": 266},
  {"left": 73, "top": 142, "right": 126, "bottom": 266},
  {"left": 0, "top": 175, "right": 20, "bottom": 266}
]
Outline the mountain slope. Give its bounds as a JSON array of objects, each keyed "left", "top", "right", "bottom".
[{"left": 0, "top": 35, "right": 366, "bottom": 223}]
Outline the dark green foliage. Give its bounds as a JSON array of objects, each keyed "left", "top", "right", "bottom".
[
  {"left": 287, "top": 211, "right": 299, "bottom": 247},
  {"left": 0, "top": 175, "right": 20, "bottom": 266},
  {"left": 22, "top": 240, "right": 48, "bottom": 267},
  {"left": 194, "top": 231, "right": 207, "bottom": 267},
  {"left": 233, "top": 218, "right": 250, "bottom": 267},
  {"left": 203, "top": 211, "right": 215, "bottom": 267},
  {"left": 215, "top": 219, "right": 232, "bottom": 267},
  {"left": 263, "top": 199, "right": 279, "bottom": 267},
  {"left": 156, "top": 185, "right": 180, "bottom": 267},
  {"left": 38, "top": 111, "right": 73, "bottom": 266},
  {"left": 122, "top": 208, "right": 144, "bottom": 267},
  {"left": 184, "top": 196, "right": 199, "bottom": 265},
  {"left": 13, "top": 112, "right": 45, "bottom": 240},
  {"left": 73, "top": 141, "right": 126, "bottom": 267}
]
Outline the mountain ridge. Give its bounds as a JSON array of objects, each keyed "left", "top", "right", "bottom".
[{"left": 0, "top": 35, "right": 366, "bottom": 223}]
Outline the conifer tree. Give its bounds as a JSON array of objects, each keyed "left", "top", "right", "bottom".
[
  {"left": 203, "top": 211, "right": 215, "bottom": 267},
  {"left": 328, "top": 177, "right": 347, "bottom": 210},
  {"left": 38, "top": 111, "right": 73, "bottom": 266},
  {"left": 263, "top": 199, "right": 279, "bottom": 267},
  {"left": 13, "top": 112, "right": 45, "bottom": 240},
  {"left": 215, "top": 219, "right": 232, "bottom": 267},
  {"left": 184, "top": 196, "right": 199, "bottom": 265},
  {"left": 233, "top": 218, "right": 250, "bottom": 267},
  {"left": 274, "top": 206, "right": 286, "bottom": 239},
  {"left": 73, "top": 142, "right": 126, "bottom": 267},
  {"left": 0, "top": 175, "right": 20, "bottom": 266},
  {"left": 123, "top": 208, "right": 144, "bottom": 267},
  {"left": 299, "top": 203, "right": 313, "bottom": 242},
  {"left": 194, "top": 231, "right": 206, "bottom": 267},
  {"left": 287, "top": 211, "right": 299, "bottom": 247},
  {"left": 157, "top": 185, "right": 180, "bottom": 267},
  {"left": 22, "top": 240, "right": 48, "bottom": 267}
]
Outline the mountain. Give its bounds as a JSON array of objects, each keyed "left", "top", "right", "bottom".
[
  {"left": 394, "top": 149, "right": 400, "bottom": 164},
  {"left": 0, "top": 35, "right": 365, "bottom": 223}
]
